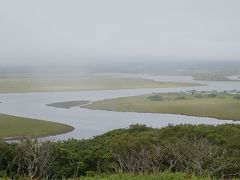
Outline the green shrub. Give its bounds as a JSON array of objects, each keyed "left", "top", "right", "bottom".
[
  {"left": 234, "top": 95, "right": 240, "bottom": 100},
  {"left": 1, "top": 124, "right": 240, "bottom": 179},
  {"left": 194, "top": 94, "right": 203, "bottom": 98},
  {"left": 80, "top": 172, "right": 212, "bottom": 180},
  {"left": 175, "top": 96, "right": 186, "bottom": 100},
  {"left": 147, "top": 95, "right": 163, "bottom": 101},
  {"left": 208, "top": 94, "right": 217, "bottom": 98}
]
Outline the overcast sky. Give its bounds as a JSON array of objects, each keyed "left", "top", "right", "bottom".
[{"left": 0, "top": 0, "right": 240, "bottom": 65}]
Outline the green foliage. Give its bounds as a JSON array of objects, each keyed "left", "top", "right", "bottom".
[
  {"left": 80, "top": 172, "right": 212, "bottom": 180},
  {"left": 175, "top": 96, "right": 186, "bottom": 100},
  {"left": 147, "top": 95, "right": 163, "bottom": 101},
  {"left": 195, "top": 94, "right": 203, "bottom": 98},
  {"left": 1, "top": 124, "right": 240, "bottom": 179},
  {"left": 207, "top": 93, "right": 217, "bottom": 98},
  {"left": 234, "top": 95, "right": 240, "bottom": 100}
]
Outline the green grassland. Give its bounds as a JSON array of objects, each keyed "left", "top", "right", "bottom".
[
  {"left": 176, "top": 68, "right": 238, "bottom": 81},
  {"left": 47, "top": 100, "right": 90, "bottom": 109},
  {"left": 0, "top": 76, "right": 201, "bottom": 93},
  {"left": 190, "top": 71, "right": 237, "bottom": 81},
  {"left": 0, "top": 173, "right": 213, "bottom": 180},
  {"left": 0, "top": 114, "right": 74, "bottom": 139},
  {"left": 84, "top": 92, "right": 240, "bottom": 121},
  {"left": 80, "top": 172, "right": 212, "bottom": 180}
]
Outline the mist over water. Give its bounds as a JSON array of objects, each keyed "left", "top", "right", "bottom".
[
  {"left": 1, "top": 0, "right": 240, "bottom": 139},
  {"left": 1, "top": 1, "right": 240, "bottom": 179},
  {"left": 1, "top": 60, "right": 240, "bottom": 77}
]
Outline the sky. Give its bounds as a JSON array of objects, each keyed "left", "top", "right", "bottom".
[{"left": 0, "top": 0, "right": 240, "bottom": 65}]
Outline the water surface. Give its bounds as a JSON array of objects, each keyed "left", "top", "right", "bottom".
[{"left": 0, "top": 75, "right": 240, "bottom": 140}]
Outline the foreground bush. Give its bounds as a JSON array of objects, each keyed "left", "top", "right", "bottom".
[
  {"left": 113, "top": 136, "right": 225, "bottom": 176},
  {"left": 1, "top": 124, "right": 240, "bottom": 179},
  {"left": 80, "top": 172, "right": 212, "bottom": 180}
]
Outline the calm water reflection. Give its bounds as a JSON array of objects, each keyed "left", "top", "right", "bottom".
[{"left": 0, "top": 75, "right": 240, "bottom": 140}]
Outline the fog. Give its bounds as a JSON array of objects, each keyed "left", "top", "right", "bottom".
[{"left": 0, "top": 0, "right": 240, "bottom": 66}]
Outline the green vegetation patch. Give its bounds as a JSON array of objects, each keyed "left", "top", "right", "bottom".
[
  {"left": 80, "top": 172, "right": 212, "bottom": 180},
  {"left": 0, "top": 114, "right": 74, "bottom": 139},
  {"left": 47, "top": 100, "right": 90, "bottom": 109},
  {"left": 0, "top": 76, "right": 201, "bottom": 93},
  {"left": 1, "top": 124, "right": 240, "bottom": 179},
  {"left": 147, "top": 95, "right": 163, "bottom": 101},
  {"left": 84, "top": 92, "right": 240, "bottom": 121},
  {"left": 53, "top": 124, "right": 240, "bottom": 179}
]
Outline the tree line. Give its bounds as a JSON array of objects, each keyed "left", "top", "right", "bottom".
[{"left": 0, "top": 124, "right": 240, "bottom": 179}]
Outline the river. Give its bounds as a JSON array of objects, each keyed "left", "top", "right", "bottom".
[{"left": 0, "top": 75, "right": 240, "bottom": 140}]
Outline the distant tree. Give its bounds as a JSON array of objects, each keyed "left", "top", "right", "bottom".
[
  {"left": 234, "top": 95, "right": 240, "bottom": 100},
  {"left": 148, "top": 95, "right": 163, "bottom": 101},
  {"left": 175, "top": 96, "right": 186, "bottom": 100},
  {"left": 194, "top": 94, "right": 203, "bottom": 98},
  {"left": 208, "top": 94, "right": 217, "bottom": 98}
]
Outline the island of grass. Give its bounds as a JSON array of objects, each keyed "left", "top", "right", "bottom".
[
  {"left": 83, "top": 92, "right": 240, "bottom": 121},
  {"left": 0, "top": 113, "right": 74, "bottom": 139},
  {"left": 0, "top": 76, "right": 202, "bottom": 93},
  {"left": 47, "top": 100, "right": 90, "bottom": 109}
]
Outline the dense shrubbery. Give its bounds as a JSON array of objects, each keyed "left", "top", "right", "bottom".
[
  {"left": 175, "top": 96, "right": 186, "bottom": 100},
  {"left": 147, "top": 95, "right": 163, "bottom": 101},
  {"left": 80, "top": 172, "right": 212, "bottom": 180},
  {"left": 234, "top": 95, "right": 240, "bottom": 100},
  {"left": 207, "top": 93, "right": 217, "bottom": 98},
  {"left": 1, "top": 124, "right": 240, "bottom": 179},
  {"left": 195, "top": 94, "right": 203, "bottom": 98}
]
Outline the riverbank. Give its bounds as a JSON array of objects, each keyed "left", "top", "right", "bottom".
[
  {"left": 0, "top": 113, "right": 74, "bottom": 139},
  {"left": 83, "top": 92, "right": 240, "bottom": 121},
  {"left": 0, "top": 76, "right": 201, "bottom": 93}
]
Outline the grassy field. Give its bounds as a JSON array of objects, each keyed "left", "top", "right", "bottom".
[
  {"left": 191, "top": 71, "right": 236, "bottom": 81},
  {"left": 84, "top": 92, "right": 240, "bottom": 121},
  {"left": 0, "top": 76, "right": 201, "bottom": 93},
  {"left": 79, "top": 172, "right": 212, "bottom": 180},
  {"left": 0, "top": 113, "right": 74, "bottom": 139},
  {"left": 47, "top": 100, "right": 90, "bottom": 109}
]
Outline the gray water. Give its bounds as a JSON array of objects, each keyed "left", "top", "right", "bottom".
[
  {"left": 0, "top": 75, "right": 240, "bottom": 140},
  {"left": 228, "top": 75, "right": 240, "bottom": 81}
]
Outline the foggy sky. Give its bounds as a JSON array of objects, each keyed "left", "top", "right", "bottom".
[{"left": 0, "top": 0, "right": 240, "bottom": 65}]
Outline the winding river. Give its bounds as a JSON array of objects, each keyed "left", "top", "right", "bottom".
[{"left": 0, "top": 75, "right": 240, "bottom": 140}]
